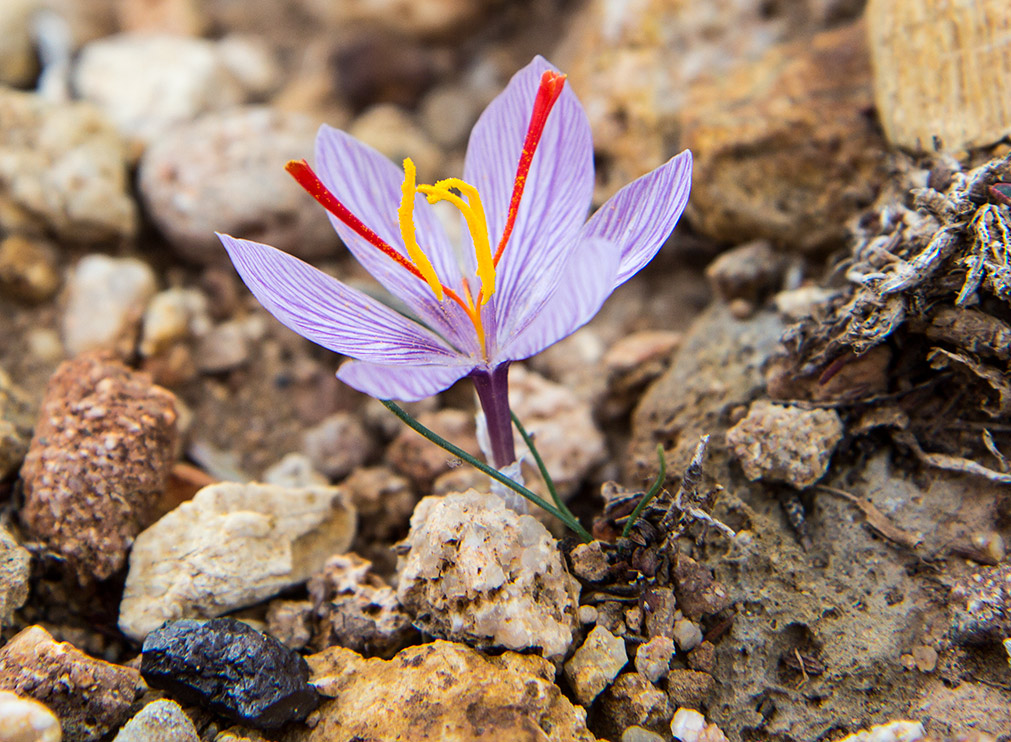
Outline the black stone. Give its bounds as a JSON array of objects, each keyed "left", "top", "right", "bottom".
[{"left": 141, "top": 617, "right": 319, "bottom": 730}]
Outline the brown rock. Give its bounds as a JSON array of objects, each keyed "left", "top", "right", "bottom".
[
  {"left": 665, "top": 669, "right": 715, "bottom": 710},
  {"left": 0, "top": 234, "right": 60, "bottom": 303},
  {"left": 340, "top": 465, "right": 416, "bottom": 543},
  {"left": 681, "top": 20, "right": 885, "bottom": 253},
  {"left": 704, "top": 241, "right": 785, "bottom": 307},
  {"left": 598, "top": 672, "right": 672, "bottom": 739},
  {"left": 642, "top": 587, "right": 677, "bottom": 640},
  {"left": 0, "top": 625, "right": 143, "bottom": 742},
  {"left": 20, "top": 352, "right": 178, "bottom": 582},
  {"left": 386, "top": 408, "right": 477, "bottom": 488},
  {"left": 297, "top": 641, "right": 598, "bottom": 742},
  {"left": 0, "top": 365, "right": 34, "bottom": 481},
  {"left": 672, "top": 554, "right": 732, "bottom": 621},
  {"left": 687, "top": 641, "right": 717, "bottom": 674},
  {"left": 867, "top": 0, "right": 1011, "bottom": 151}
]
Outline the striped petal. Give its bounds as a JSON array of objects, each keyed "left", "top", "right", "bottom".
[{"left": 337, "top": 359, "right": 474, "bottom": 401}]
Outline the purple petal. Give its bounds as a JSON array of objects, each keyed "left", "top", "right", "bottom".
[
  {"left": 500, "top": 237, "right": 620, "bottom": 361},
  {"left": 463, "top": 56, "right": 594, "bottom": 335},
  {"left": 314, "top": 126, "right": 478, "bottom": 355},
  {"left": 582, "top": 150, "right": 693, "bottom": 288},
  {"left": 337, "top": 360, "right": 473, "bottom": 401},
  {"left": 219, "top": 233, "right": 468, "bottom": 365}
]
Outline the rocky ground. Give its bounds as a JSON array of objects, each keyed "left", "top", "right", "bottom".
[{"left": 1, "top": 0, "right": 1010, "bottom": 741}]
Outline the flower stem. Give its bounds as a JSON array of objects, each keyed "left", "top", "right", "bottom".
[
  {"left": 621, "top": 445, "right": 668, "bottom": 539},
  {"left": 380, "top": 399, "right": 593, "bottom": 542},
  {"left": 471, "top": 364, "right": 516, "bottom": 468}
]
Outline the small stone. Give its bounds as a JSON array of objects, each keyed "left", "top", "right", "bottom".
[
  {"left": 113, "top": 699, "right": 199, "bottom": 742},
  {"left": 0, "top": 365, "right": 34, "bottom": 481},
  {"left": 670, "top": 707, "right": 729, "bottom": 742},
  {"left": 141, "top": 618, "right": 319, "bottom": 730},
  {"left": 119, "top": 480, "right": 356, "bottom": 641},
  {"left": 673, "top": 618, "right": 703, "bottom": 652},
  {"left": 61, "top": 254, "right": 158, "bottom": 357},
  {"left": 263, "top": 453, "right": 329, "bottom": 488},
  {"left": 265, "top": 599, "right": 313, "bottom": 651},
  {"left": 950, "top": 563, "right": 1011, "bottom": 645},
  {"left": 602, "top": 330, "right": 681, "bottom": 418},
  {"left": 348, "top": 104, "right": 442, "bottom": 183},
  {"left": 642, "top": 587, "right": 677, "bottom": 639},
  {"left": 0, "top": 87, "right": 137, "bottom": 243},
  {"left": 0, "top": 0, "right": 39, "bottom": 87},
  {"left": 687, "top": 641, "right": 716, "bottom": 674},
  {"left": 139, "top": 106, "right": 336, "bottom": 264},
  {"left": 666, "top": 669, "right": 714, "bottom": 710},
  {"left": 139, "top": 287, "right": 211, "bottom": 358},
  {"left": 704, "top": 241, "right": 784, "bottom": 306},
  {"left": 340, "top": 465, "right": 416, "bottom": 543},
  {"left": 622, "top": 727, "right": 666, "bottom": 742},
  {"left": 725, "top": 400, "right": 844, "bottom": 488},
  {"left": 625, "top": 606, "right": 644, "bottom": 635},
  {"left": 301, "top": 412, "right": 376, "bottom": 481},
  {"left": 386, "top": 408, "right": 477, "bottom": 488},
  {"left": 0, "top": 625, "right": 142, "bottom": 742},
  {"left": 73, "top": 33, "right": 245, "bottom": 154},
  {"left": 564, "top": 626, "right": 628, "bottom": 706},
  {"left": 216, "top": 35, "right": 282, "bottom": 100},
  {"left": 0, "top": 525, "right": 30, "bottom": 628},
  {"left": 396, "top": 490, "right": 580, "bottom": 660},
  {"left": 307, "top": 553, "right": 416, "bottom": 658},
  {"left": 672, "top": 555, "right": 732, "bottom": 621},
  {"left": 579, "top": 605, "right": 598, "bottom": 624},
  {"left": 303, "top": 640, "right": 596, "bottom": 742},
  {"left": 193, "top": 320, "right": 254, "bottom": 373},
  {"left": 0, "top": 689, "right": 60, "bottom": 742},
  {"left": 911, "top": 645, "right": 938, "bottom": 673},
  {"left": 0, "top": 235, "right": 60, "bottom": 304},
  {"left": 635, "top": 636, "right": 675, "bottom": 683},
  {"left": 570, "top": 541, "right": 611, "bottom": 582},
  {"left": 20, "top": 352, "right": 178, "bottom": 583},
  {"left": 599, "top": 673, "right": 673, "bottom": 739},
  {"left": 834, "top": 720, "right": 926, "bottom": 742}
]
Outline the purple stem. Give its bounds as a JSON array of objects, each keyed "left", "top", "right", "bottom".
[{"left": 471, "top": 363, "right": 515, "bottom": 469}]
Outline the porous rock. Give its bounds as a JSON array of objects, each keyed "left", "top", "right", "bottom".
[
  {"left": 0, "top": 365, "right": 34, "bottom": 481},
  {"left": 666, "top": 669, "right": 715, "bottom": 710},
  {"left": 20, "top": 352, "right": 178, "bottom": 583},
  {"left": 725, "top": 400, "right": 843, "bottom": 488},
  {"left": 396, "top": 489, "right": 580, "bottom": 660},
  {"left": 61, "top": 254, "right": 158, "bottom": 357},
  {"left": 307, "top": 552, "right": 416, "bottom": 658},
  {"left": 598, "top": 673, "right": 672, "bottom": 739},
  {"left": 0, "top": 525, "right": 31, "bottom": 628},
  {"left": 120, "top": 480, "right": 356, "bottom": 641},
  {"left": 141, "top": 618, "right": 318, "bottom": 730},
  {"left": 139, "top": 106, "right": 337, "bottom": 264},
  {"left": 672, "top": 554, "right": 732, "bottom": 622},
  {"left": 0, "top": 625, "right": 142, "bottom": 742},
  {"left": 265, "top": 599, "right": 313, "bottom": 650},
  {"left": 0, "top": 689, "right": 61, "bottom": 742},
  {"left": 113, "top": 699, "right": 199, "bottom": 742},
  {"left": 299, "top": 640, "right": 597, "bottom": 742},
  {"left": 0, "top": 87, "right": 136, "bottom": 243},
  {"left": 634, "top": 636, "right": 675, "bottom": 683},
  {"left": 73, "top": 33, "right": 245, "bottom": 153},
  {"left": 564, "top": 625, "right": 628, "bottom": 706}
]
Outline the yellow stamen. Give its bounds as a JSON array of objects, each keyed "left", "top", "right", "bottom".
[
  {"left": 397, "top": 158, "right": 443, "bottom": 300},
  {"left": 418, "top": 180, "right": 496, "bottom": 304},
  {"left": 460, "top": 278, "right": 486, "bottom": 353}
]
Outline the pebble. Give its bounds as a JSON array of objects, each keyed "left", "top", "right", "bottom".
[
  {"left": 340, "top": 465, "right": 416, "bottom": 544},
  {"left": 0, "top": 235, "right": 61, "bottom": 304},
  {"left": 263, "top": 452, "right": 329, "bottom": 488},
  {"left": 622, "top": 727, "right": 666, "bottom": 742},
  {"left": 0, "top": 87, "right": 136, "bottom": 243},
  {"left": 386, "top": 408, "right": 477, "bottom": 488},
  {"left": 0, "top": 525, "right": 30, "bottom": 628},
  {"left": 672, "top": 555, "right": 733, "bottom": 622},
  {"left": 141, "top": 618, "right": 319, "bottom": 730},
  {"left": 396, "top": 489, "right": 580, "bottom": 660},
  {"left": 0, "top": 366, "right": 34, "bottom": 481},
  {"left": 0, "top": 0, "right": 39, "bottom": 86},
  {"left": 348, "top": 104, "right": 442, "bottom": 183},
  {"left": 599, "top": 673, "right": 672, "bottom": 739},
  {"left": 61, "top": 254, "right": 158, "bottom": 357},
  {"left": 687, "top": 641, "right": 717, "bottom": 674},
  {"left": 725, "top": 400, "right": 844, "bottom": 489},
  {"left": 704, "top": 241, "right": 785, "bottom": 306},
  {"left": 673, "top": 618, "right": 704, "bottom": 652},
  {"left": 303, "top": 640, "right": 597, "bottom": 742},
  {"left": 265, "top": 599, "right": 313, "bottom": 650},
  {"left": 669, "top": 708, "right": 730, "bottom": 742},
  {"left": 20, "top": 352, "right": 178, "bottom": 583},
  {"left": 508, "top": 365, "right": 607, "bottom": 500},
  {"left": 301, "top": 412, "right": 376, "bottom": 481},
  {"left": 139, "top": 106, "right": 337, "bottom": 264},
  {"left": 634, "top": 636, "right": 675, "bottom": 683},
  {"left": 193, "top": 319, "right": 255, "bottom": 373},
  {"left": 119, "top": 480, "right": 356, "bottom": 641},
  {"left": 0, "top": 690, "right": 61, "bottom": 742},
  {"left": 642, "top": 587, "right": 677, "bottom": 639},
  {"left": 569, "top": 540, "right": 612, "bottom": 582},
  {"left": 564, "top": 625, "right": 628, "bottom": 706},
  {"left": 0, "top": 625, "right": 142, "bottom": 742},
  {"left": 139, "top": 287, "right": 211, "bottom": 358},
  {"left": 667, "top": 669, "right": 715, "bottom": 710},
  {"left": 307, "top": 553, "right": 416, "bottom": 658},
  {"left": 835, "top": 720, "right": 925, "bottom": 742},
  {"left": 950, "top": 562, "right": 1011, "bottom": 646},
  {"left": 112, "top": 699, "right": 199, "bottom": 742},
  {"left": 216, "top": 35, "right": 283, "bottom": 100},
  {"left": 73, "top": 33, "right": 245, "bottom": 154}
]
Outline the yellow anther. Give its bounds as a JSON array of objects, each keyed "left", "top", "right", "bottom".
[
  {"left": 397, "top": 158, "right": 443, "bottom": 300},
  {"left": 418, "top": 179, "right": 496, "bottom": 304}
]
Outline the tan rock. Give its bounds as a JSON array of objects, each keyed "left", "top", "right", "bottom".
[
  {"left": 297, "top": 641, "right": 598, "bottom": 742},
  {"left": 0, "top": 525, "right": 30, "bottom": 628},
  {"left": 0, "top": 234, "right": 60, "bottom": 304},
  {"left": 0, "top": 690, "right": 60, "bottom": 742},
  {"left": 348, "top": 104, "right": 442, "bottom": 184},
  {"left": 564, "top": 625, "right": 628, "bottom": 706},
  {"left": 867, "top": 0, "right": 1011, "bottom": 151},
  {"left": 119, "top": 481, "right": 356, "bottom": 641},
  {"left": 681, "top": 20, "right": 885, "bottom": 253},
  {"left": 0, "top": 365, "right": 34, "bottom": 481}
]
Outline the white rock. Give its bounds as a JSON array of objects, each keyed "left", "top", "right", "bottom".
[
  {"left": 263, "top": 453, "right": 329, "bottom": 488},
  {"left": 0, "top": 690, "right": 60, "bottom": 742},
  {"left": 670, "top": 707, "right": 729, "bottom": 742},
  {"left": 508, "top": 365, "right": 607, "bottom": 499},
  {"left": 564, "top": 625, "right": 628, "bottom": 706},
  {"left": 113, "top": 700, "right": 198, "bottom": 742},
  {"left": 61, "top": 255, "right": 157, "bottom": 357},
  {"left": 139, "top": 288, "right": 210, "bottom": 357},
  {"left": 216, "top": 34, "right": 282, "bottom": 100},
  {"left": 119, "top": 481, "right": 356, "bottom": 641},
  {"left": 301, "top": 412, "right": 376, "bottom": 480},
  {"left": 673, "top": 618, "right": 703, "bottom": 652},
  {"left": 622, "top": 727, "right": 666, "bottom": 742},
  {"left": 396, "top": 489, "right": 580, "bottom": 660},
  {"left": 73, "top": 33, "right": 244, "bottom": 153},
  {"left": 835, "top": 720, "right": 926, "bottom": 742},
  {"left": 635, "top": 635, "right": 675, "bottom": 683}
]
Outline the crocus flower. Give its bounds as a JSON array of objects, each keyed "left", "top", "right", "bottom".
[{"left": 218, "top": 56, "right": 691, "bottom": 469}]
